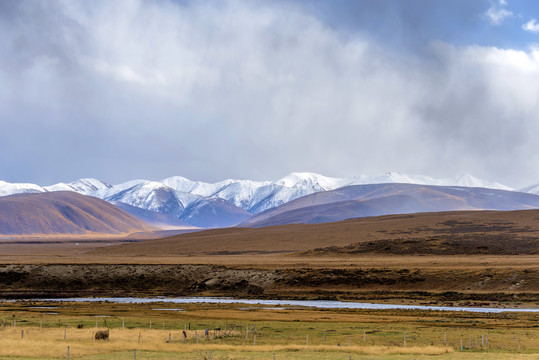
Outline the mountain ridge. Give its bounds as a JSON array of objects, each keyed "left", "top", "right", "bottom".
[{"left": 1, "top": 172, "right": 535, "bottom": 229}]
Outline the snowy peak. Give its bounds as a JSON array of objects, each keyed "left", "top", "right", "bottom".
[
  {"left": 104, "top": 181, "right": 185, "bottom": 217},
  {"left": 344, "top": 172, "right": 513, "bottom": 191},
  {"left": 451, "top": 173, "right": 512, "bottom": 191},
  {"left": 0, "top": 180, "right": 45, "bottom": 197},
  {"left": 45, "top": 178, "right": 111, "bottom": 194},
  {"left": 521, "top": 183, "right": 539, "bottom": 195},
  {"left": 275, "top": 172, "right": 344, "bottom": 190}
]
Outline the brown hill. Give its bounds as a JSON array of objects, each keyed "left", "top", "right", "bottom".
[
  {"left": 91, "top": 209, "right": 539, "bottom": 256},
  {"left": 0, "top": 191, "right": 153, "bottom": 236}
]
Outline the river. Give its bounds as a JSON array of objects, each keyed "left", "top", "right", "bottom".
[{"left": 21, "top": 297, "right": 539, "bottom": 314}]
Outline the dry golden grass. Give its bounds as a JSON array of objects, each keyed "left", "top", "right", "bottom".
[
  {"left": 0, "top": 299, "right": 538, "bottom": 359},
  {"left": 0, "top": 326, "right": 454, "bottom": 358}
]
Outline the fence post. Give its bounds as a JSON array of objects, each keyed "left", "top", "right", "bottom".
[
  {"left": 403, "top": 332, "right": 406, "bottom": 348},
  {"left": 64, "top": 328, "right": 67, "bottom": 340},
  {"left": 208, "top": 350, "right": 212, "bottom": 360},
  {"left": 348, "top": 335, "right": 351, "bottom": 346},
  {"left": 273, "top": 352, "right": 275, "bottom": 360},
  {"left": 323, "top": 330, "right": 326, "bottom": 341},
  {"left": 67, "top": 346, "right": 70, "bottom": 360},
  {"left": 460, "top": 338, "right": 463, "bottom": 351},
  {"left": 306, "top": 335, "right": 309, "bottom": 346},
  {"left": 21, "top": 330, "right": 24, "bottom": 339},
  {"left": 196, "top": 331, "right": 199, "bottom": 344},
  {"left": 486, "top": 334, "right": 488, "bottom": 347},
  {"left": 149, "top": 322, "right": 152, "bottom": 330},
  {"left": 122, "top": 320, "right": 125, "bottom": 330},
  {"left": 444, "top": 332, "right": 446, "bottom": 346},
  {"left": 363, "top": 330, "right": 366, "bottom": 343},
  {"left": 134, "top": 348, "right": 136, "bottom": 360},
  {"left": 253, "top": 334, "right": 256, "bottom": 346}
]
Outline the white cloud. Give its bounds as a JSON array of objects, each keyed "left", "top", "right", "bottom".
[
  {"left": 1, "top": 0, "right": 539, "bottom": 187},
  {"left": 484, "top": 2, "right": 513, "bottom": 25},
  {"left": 522, "top": 19, "right": 539, "bottom": 33}
]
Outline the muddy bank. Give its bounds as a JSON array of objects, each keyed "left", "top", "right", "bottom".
[{"left": 0, "top": 264, "right": 537, "bottom": 305}]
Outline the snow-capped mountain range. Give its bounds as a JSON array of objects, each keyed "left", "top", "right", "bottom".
[{"left": 0, "top": 171, "right": 535, "bottom": 228}]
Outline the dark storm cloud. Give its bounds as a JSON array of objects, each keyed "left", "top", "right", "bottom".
[{"left": 0, "top": 0, "right": 538, "bottom": 188}]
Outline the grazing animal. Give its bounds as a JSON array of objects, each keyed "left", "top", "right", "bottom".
[
  {"left": 182, "top": 330, "right": 187, "bottom": 339},
  {"left": 95, "top": 329, "right": 109, "bottom": 340}
]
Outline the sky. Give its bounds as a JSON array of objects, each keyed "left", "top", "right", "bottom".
[{"left": 1, "top": 0, "right": 539, "bottom": 188}]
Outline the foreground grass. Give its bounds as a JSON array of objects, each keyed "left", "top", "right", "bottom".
[{"left": 0, "top": 301, "right": 537, "bottom": 359}]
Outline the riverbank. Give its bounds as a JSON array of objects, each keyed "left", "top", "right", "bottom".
[{"left": 0, "top": 260, "right": 538, "bottom": 308}]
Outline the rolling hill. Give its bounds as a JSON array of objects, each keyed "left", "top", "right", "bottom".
[
  {"left": 90, "top": 209, "right": 539, "bottom": 257},
  {"left": 0, "top": 192, "right": 153, "bottom": 236}
]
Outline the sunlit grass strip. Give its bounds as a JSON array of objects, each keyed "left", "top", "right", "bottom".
[{"left": 0, "top": 327, "right": 452, "bottom": 358}]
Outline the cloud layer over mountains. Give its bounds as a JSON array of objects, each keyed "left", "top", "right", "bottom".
[{"left": 1, "top": 1, "right": 539, "bottom": 187}]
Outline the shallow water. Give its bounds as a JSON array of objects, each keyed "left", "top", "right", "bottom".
[{"left": 26, "top": 297, "right": 539, "bottom": 314}]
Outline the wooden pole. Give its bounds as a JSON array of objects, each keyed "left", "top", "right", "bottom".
[
  {"left": 253, "top": 334, "right": 256, "bottom": 346},
  {"left": 306, "top": 335, "right": 309, "bottom": 346},
  {"left": 403, "top": 332, "right": 406, "bottom": 348},
  {"left": 363, "top": 330, "right": 366, "bottom": 343},
  {"left": 348, "top": 335, "right": 351, "bottom": 346},
  {"left": 444, "top": 332, "right": 447, "bottom": 346},
  {"left": 67, "top": 346, "right": 69, "bottom": 359},
  {"left": 122, "top": 320, "right": 125, "bottom": 330},
  {"left": 21, "top": 330, "right": 24, "bottom": 339},
  {"left": 460, "top": 338, "right": 463, "bottom": 351},
  {"left": 64, "top": 328, "right": 67, "bottom": 340},
  {"left": 138, "top": 332, "right": 141, "bottom": 343}
]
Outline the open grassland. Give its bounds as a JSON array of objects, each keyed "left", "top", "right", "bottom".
[{"left": 0, "top": 301, "right": 538, "bottom": 359}]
